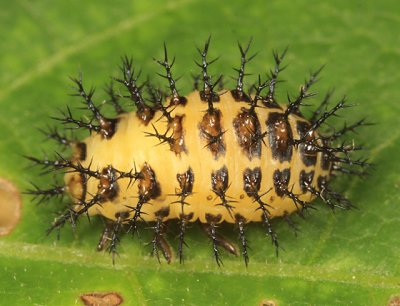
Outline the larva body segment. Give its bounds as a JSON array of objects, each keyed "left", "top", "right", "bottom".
[{"left": 27, "top": 38, "right": 369, "bottom": 264}]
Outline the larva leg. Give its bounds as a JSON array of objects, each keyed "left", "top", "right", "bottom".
[{"left": 202, "top": 214, "right": 238, "bottom": 266}]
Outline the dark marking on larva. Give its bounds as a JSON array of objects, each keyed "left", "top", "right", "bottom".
[
  {"left": 67, "top": 171, "right": 87, "bottom": 203},
  {"left": 169, "top": 95, "right": 188, "bottom": 106},
  {"left": 211, "top": 166, "right": 229, "bottom": 195},
  {"left": 98, "top": 166, "right": 119, "bottom": 202},
  {"left": 180, "top": 212, "right": 194, "bottom": 221},
  {"left": 199, "top": 108, "right": 226, "bottom": 158},
  {"left": 168, "top": 115, "right": 186, "bottom": 155},
  {"left": 99, "top": 117, "right": 120, "bottom": 139},
  {"left": 138, "top": 163, "right": 161, "bottom": 201},
  {"left": 74, "top": 142, "right": 87, "bottom": 161},
  {"left": 233, "top": 108, "right": 262, "bottom": 159},
  {"left": 243, "top": 167, "right": 262, "bottom": 196},
  {"left": 211, "top": 166, "right": 236, "bottom": 216},
  {"left": 267, "top": 112, "right": 293, "bottom": 162},
  {"left": 173, "top": 167, "right": 194, "bottom": 215},
  {"left": 296, "top": 121, "right": 317, "bottom": 166},
  {"left": 115, "top": 211, "right": 130, "bottom": 219},
  {"left": 321, "top": 139, "right": 332, "bottom": 171},
  {"left": 273, "top": 168, "right": 291, "bottom": 197},
  {"left": 299, "top": 170, "right": 315, "bottom": 193},
  {"left": 231, "top": 89, "right": 251, "bottom": 102},
  {"left": 136, "top": 106, "right": 155, "bottom": 125},
  {"left": 200, "top": 90, "right": 220, "bottom": 103},
  {"left": 155, "top": 206, "right": 170, "bottom": 218},
  {"left": 205, "top": 213, "right": 222, "bottom": 224},
  {"left": 177, "top": 167, "right": 194, "bottom": 194}
]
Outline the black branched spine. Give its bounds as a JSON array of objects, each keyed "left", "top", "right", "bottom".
[
  {"left": 231, "top": 38, "right": 256, "bottom": 102},
  {"left": 196, "top": 36, "right": 221, "bottom": 108},
  {"left": 155, "top": 43, "right": 187, "bottom": 106},
  {"left": 284, "top": 65, "right": 324, "bottom": 117},
  {"left": 115, "top": 56, "right": 155, "bottom": 124}
]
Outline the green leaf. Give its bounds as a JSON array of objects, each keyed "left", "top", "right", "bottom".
[{"left": 1, "top": 0, "right": 399, "bottom": 305}]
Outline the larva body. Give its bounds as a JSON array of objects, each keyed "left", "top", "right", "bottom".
[
  {"left": 66, "top": 91, "right": 328, "bottom": 224},
  {"left": 28, "top": 38, "right": 368, "bottom": 264}
]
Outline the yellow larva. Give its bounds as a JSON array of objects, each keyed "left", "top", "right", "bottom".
[
  {"left": 27, "top": 38, "right": 368, "bottom": 265},
  {"left": 65, "top": 90, "right": 328, "bottom": 223}
]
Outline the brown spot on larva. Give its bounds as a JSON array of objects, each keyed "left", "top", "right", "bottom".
[
  {"left": 177, "top": 167, "right": 194, "bottom": 194},
  {"left": 207, "top": 195, "right": 213, "bottom": 201},
  {"left": 180, "top": 212, "right": 194, "bottom": 221},
  {"left": 321, "top": 138, "right": 332, "bottom": 171},
  {"left": 205, "top": 213, "right": 222, "bottom": 223},
  {"left": 169, "top": 95, "right": 188, "bottom": 106},
  {"left": 168, "top": 115, "right": 186, "bottom": 155},
  {"left": 138, "top": 163, "right": 161, "bottom": 201},
  {"left": 388, "top": 295, "right": 400, "bottom": 306},
  {"left": 296, "top": 121, "right": 317, "bottom": 166},
  {"left": 73, "top": 142, "right": 87, "bottom": 161},
  {"left": 243, "top": 167, "right": 262, "bottom": 196},
  {"left": 200, "top": 87, "right": 220, "bottom": 103},
  {"left": 273, "top": 168, "right": 291, "bottom": 197},
  {"left": 115, "top": 211, "right": 130, "bottom": 219},
  {"left": 99, "top": 117, "right": 119, "bottom": 139},
  {"left": 211, "top": 166, "right": 229, "bottom": 194},
  {"left": 155, "top": 206, "right": 170, "bottom": 218},
  {"left": 199, "top": 108, "right": 225, "bottom": 158},
  {"left": 233, "top": 108, "right": 262, "bottom": 159},
  {"left": 98, "top": 166, "right": 119, "bottom": 201},
  {"left": 67, "top": 172, "right": 87, "bottom": 203},
  {"left": 137, "top": 106, "right": 155, "bottom": 125},
  {"left": 231, "top": 89, "right": 251, "bottom": 102},
  {"left": 240, "top": 194, "right": 245, "bottom": 199},
  {"left": 0, "top": 178, "right": 21, "bottom": 237},
  {"left": 80, "top": 292, "right": 123, "bottom": 306},
  {"left": 267, "top": 112, "right": 293, "bottom": 162},
  {"left": 299, "top": 170, "right": 315, "bottom": 193},
  {"left": 259, "top": 299, "right": 277, "bottom": 306},
  {"left": 269, "top": 196, "right": 275, "bottom": 202}
]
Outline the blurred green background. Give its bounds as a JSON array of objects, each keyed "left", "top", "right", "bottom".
[{"left": 0, "top": 0, "right": 399, "bottom": 305}]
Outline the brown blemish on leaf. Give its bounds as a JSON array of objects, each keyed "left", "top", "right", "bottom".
[
  {"left": 259, "top": 299, "right": 277, "bottom": 306},
  {"left": 80, "top": 292, "right": 123, "bottom": 306},
  {"left": 0, "top": 178, "right": 21, "bottom": 236},
  {"left": 388, "top": 295, "right": 400, "bottom": 306}
]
